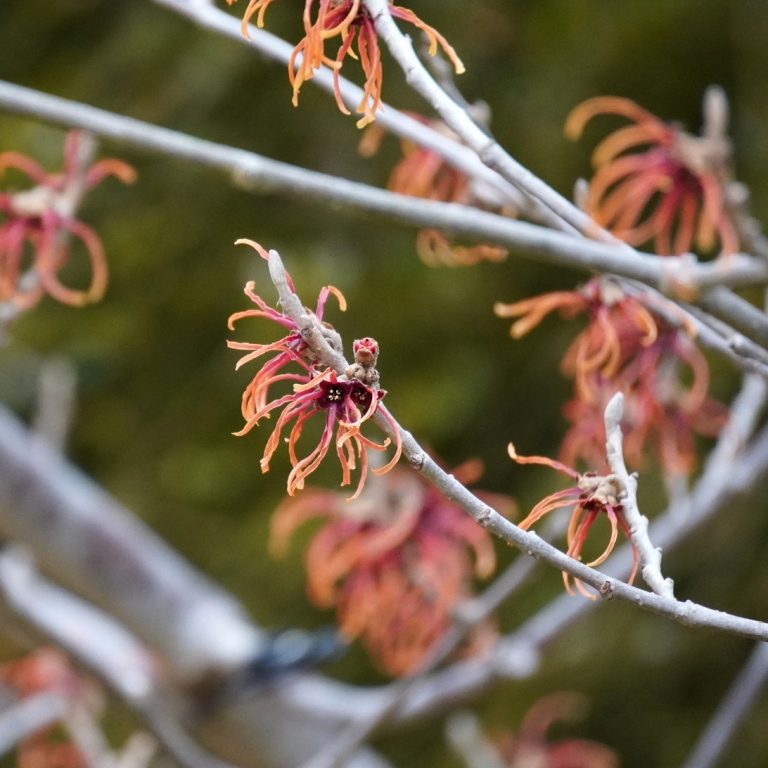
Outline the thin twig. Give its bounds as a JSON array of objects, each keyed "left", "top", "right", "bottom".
[
  {"left": 362, "top": 0, "right": 585, "bottom": 235},
  {"left": 32, "top": 357, "right": 77, "bottom": 452},
  {"left": 603, "top": 393, "right": 675, "bottom": 598},
  {"left": 3, "top": 80, "right": 765, "bottom": 301},
  {"left": 0, "top": 692, "right": 68, "bottom": 756},
  {"left": 345, "top": 374, "right": 768, "bottom": 727}
]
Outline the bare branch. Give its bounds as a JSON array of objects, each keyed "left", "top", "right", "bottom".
[
  {"left": 3, "top": 78, "right": 768, "bottom": 372},
  {"left": 1, "top": 80, "right": 762, "bottom": 297},
  {"left": 603, "top": 393, "right": 675, "bottom": 598},
  {"left": 32, "top": 357, "right": 77, "bottom": 452},
  {"left": 362, "top": 0, "right": 587, "bottom": 235},
  {"left": 363, "top": 0, "right": 768, "bottom": 351},
  {"left": 350, "top": 374, "right": 768, "bottom": 726},
  {"left": 0, "top": 402, "right": 267, "bottom": 685},
  {"left": 0, "top": 693, "right": 68, "bottom": 757}
]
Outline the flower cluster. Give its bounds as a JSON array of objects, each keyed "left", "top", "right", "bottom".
[
  {"left": 270, "top": 461, "right": 508, "bottom": 675},
  {"left": 496, "top": 278, "right": 726, "bottom": 478},
  {"left": 360, "top": 115, "right": 510, "bottom": 266},
  {"left": 0, "top": 131, "right": 135, "bottom": 309},
  {"left": 228, "top": 240, "right": 401, "bottom": 498},
  {"left": 509, "top": 444, "right": 637, "bottom": 598},
  {"left": 0, "top": 648, "right": 93, "bottom": 768},
  {"left": 492, "top": 692, "right": 619, "bottom": 768},
  {"left": 566, "top": 95, "right": 738, "bottom": 256},
  {"left": 228, "top": 0, "right": 463, "bottom": 127}
]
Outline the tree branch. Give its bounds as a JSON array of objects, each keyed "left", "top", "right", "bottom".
[
  {"left": 0, "top": 692, "right": 68, "bottom": 757},
  {"left": 342, "top": 374, "right": 768, "bottom": 726},
  {"left": 362, "top": 0, "right": 768, "bottom": 350},
  {"left": 264, "top": 247, "right": 768, "bottom": 642},
  {"left": 603, "top": 392, "right": 675, "bottom": 598},
  {"left": 0, "top": 402, "right": 266, "bottom": 685}
]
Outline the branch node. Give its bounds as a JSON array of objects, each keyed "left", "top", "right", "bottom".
[
  {"left": 598, "top": 580, "right": 615, "bottom": 600},
  {"left": 476, "top": 506, "right": 493, "bottom": 527},
  {"left": 407, "top": 451, "right": 426, "bottom": 470}
]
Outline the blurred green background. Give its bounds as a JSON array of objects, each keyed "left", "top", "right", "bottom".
[{"left": 1, "top": 1, "right": 768, "bottom": 766}]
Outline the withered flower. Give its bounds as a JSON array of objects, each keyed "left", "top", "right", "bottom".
[
  {"left": 496, "top": 279, "right": 726, "bottom": 477},
  {"left": 495, "top": 279, "right": 658, "bottom": 403}
]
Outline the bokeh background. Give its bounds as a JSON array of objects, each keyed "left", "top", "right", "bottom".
[{"left": 2, "top": 1, "right": 768, "bottom": 765}]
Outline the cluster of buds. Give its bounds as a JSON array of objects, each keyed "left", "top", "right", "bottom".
[
  {"left": 0, "top": 131, "right": 135, "bottom": 310},
  {"left": 228, "top": 0, "right": 463, "bottom": 128},
  {"left": 229, "top": 240, "right": 401, "bottom": 499},
  {"left": 345, "top": 335, "right": 380, "bottom": 386},
  {"left": 270, "top": 461, "right": 510, "bottom": 675}
]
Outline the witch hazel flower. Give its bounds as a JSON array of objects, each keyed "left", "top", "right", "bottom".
[
  {"left": 495, "top": 278, "right": 659, "bottom": 403},
  {"left": 269, "top": 461, "right": 506, "bottom": 675},
  {"left": 360, "top": 114, "right": 510, "bottom": 266},
  {"left": 228, "top": 240, "right": 401, "bottom": 498},
  {"left": 0, "top": 131, "right": 135, "bottom": 309},
  {"left": 496, "top": 278, "right": 727, "bottom": 477},
  {"left": 508, "top": 444, "right": 638, "bottom": 598},
  {"left": 565, "top": 92, "right": 738, "bottom": 256},
  {"left": 228, "top": 0, "right": 463, "bottom": 128}
]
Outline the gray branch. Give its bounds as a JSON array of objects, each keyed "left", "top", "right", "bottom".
[
  {"left": 265, "top": 248, "right": 768, "bottom": 643},
  {"left": 603, "top": 393, "right": 675, "bottom": 598},
  {"left": 0, "top": 402, "right": 266, "bottom": 685},
  {"left": 0, "top": 692, "right": 69, "bottom": 757},
  {"left": 2, "top": 79, "right": 768, "bottom": 375},
  {"left": 334, "top": 374, "right": 768, "bottom": 726}
]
